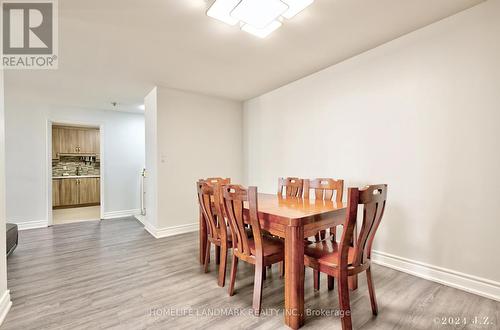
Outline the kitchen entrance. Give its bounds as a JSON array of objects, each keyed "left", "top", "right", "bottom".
[{"left": 50, "top": 123, "right": 102, "bottom": 225}]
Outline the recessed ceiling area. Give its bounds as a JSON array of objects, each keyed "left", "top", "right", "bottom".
[{"left": 4, "top": 0, "right": 485, "bottom": 112}]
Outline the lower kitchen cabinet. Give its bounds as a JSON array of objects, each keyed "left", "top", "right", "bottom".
[
  {"left": 79, "top": 178, "right": 100, "bottom": 205},
  {"left": 52, "top": 179, "right": 61, "bottom": 207},
  {"left": 53, "top": 177, "right": 100, "bottom": 208}
]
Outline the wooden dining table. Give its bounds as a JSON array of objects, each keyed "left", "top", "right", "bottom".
[{"left": 199, "top": 193, "right": 350, "bottom": 329}]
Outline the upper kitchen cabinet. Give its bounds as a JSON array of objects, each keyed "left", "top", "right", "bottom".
[
  {"left": 52, "top": 126, "right": 100, "bottom": 159},
  {"left": 77, "top": 128, "right": 99, "bottom": 154}
]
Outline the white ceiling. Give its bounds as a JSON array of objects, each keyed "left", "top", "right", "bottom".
[{"left": 5, "top": 0, "right": 484, "bottom": 113}]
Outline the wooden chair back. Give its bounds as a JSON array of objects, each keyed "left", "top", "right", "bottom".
[
  {"left": 200, "top": 177, "right": 231, "bottom": 185},
  {"left": 304, "top": 178, "right": 344, "bottom": 203},
  {"left": 277, "top": 177, "right": 304, "bottom": 197},
  {"left": 197, "top": 180, "right": 227, "bottom": 242},
  {"left": 220, "top": 185, "right": 262, "bottom": 258},
  {"left": 339, "top": 184, "right": 387, "bottom": 268}
]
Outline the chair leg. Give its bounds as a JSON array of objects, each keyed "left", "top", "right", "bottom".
[
  {"left": 366, "top": 267, "right": 378, "bottom": 315},
  {"left": 313, "top": 270, "right": 320, "bottom": 291},
  {"left": 337, "top": 273, "right": 352, "bottom": 330},
  {"left": 228, "top": 254, "right": 238, "bottom": 296},
  {"left": 348, "top": 275, "right": 358, "bottom": 290},
  {"left": 253, "top": 262, "right": 264, "bottom": 316},
  {"left": 262, "top": 266, "right": 267, "bottom": 281},
  {"left": 328, "top": 275, "right": 335, "bottom": 291},
  {"left": 204, "top": 241, "right": 211, "bottom": 273},
  {"left": 217, "top": 244, "right": 228, "bottom": 287},
  {"left": 215, "top": 245, "right": 221, "bottom": 265},
  {"left": 280, "top": 261, "right": 285, "bottom": 278}
]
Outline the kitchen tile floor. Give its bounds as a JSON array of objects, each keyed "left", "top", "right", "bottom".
[{"left": 53, "top": 206, "right": 101, "bottom": 225}]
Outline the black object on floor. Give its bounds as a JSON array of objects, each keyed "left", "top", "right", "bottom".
[{"left": 6, "top": 223, "right": 18, "bottom": 257}]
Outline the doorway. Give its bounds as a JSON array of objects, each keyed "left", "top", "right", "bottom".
[{"left": 48, "top": 121, "right": 104, "bottom": 225}]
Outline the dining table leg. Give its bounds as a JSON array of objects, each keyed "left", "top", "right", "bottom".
[
  {"left": 199, "top": 207, "right": 207, "bottom": 264},
  {"left": 284, "top": 225, "right": 305, "bottom": 329}
]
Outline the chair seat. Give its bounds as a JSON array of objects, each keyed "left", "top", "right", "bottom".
[
  {"left": 248, "top": 236, "right": 284, "bottom": 257},
  {"left": 304, "top": 239, "right": 356, "bottom": 268}
]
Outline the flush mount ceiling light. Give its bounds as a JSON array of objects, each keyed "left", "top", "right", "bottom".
[
  {"left": 231, "top": 0, "right": 289, "bottom": 29},
  {"left": 206, "top": 0, "right": 241, "bottom": 26},
  {"left": 281, "top": 0, "right": 314, "bottom": 19},
  {"left": 206, "top": 0, "right": 314, "bottom": 38}
]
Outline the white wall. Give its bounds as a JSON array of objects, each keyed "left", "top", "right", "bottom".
[
  {"left": 4, "top": 94, "right": 145, "bottom": 227},
  {"left": 144, "top": 88, "right": 158, "bottom": 228},
  {"left": 244, "top": 0, "right": 500, "bottom": 290},
  {"left": 0, "top": 69, "right": 12, "bottom": 323},
  {"left": 144, "top": 87, "right": 243, "bottom": 237}
]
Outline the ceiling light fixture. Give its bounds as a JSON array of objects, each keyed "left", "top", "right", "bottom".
[
  {"left": 206, "top": 0, "right": 241, "bottom": 26},
  {"left": 281, "top": 0, "right": 314, "bottom": 19},
  {"left": 231, "top": 0, "right": 288, "bottom": 29},
  {"left": 241, "top": 21, "right": 283, "bottom": 39},
  {"left": 206, "top": 0, "right": 314, "bottom": 38}
]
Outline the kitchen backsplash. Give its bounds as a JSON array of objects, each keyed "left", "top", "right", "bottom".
[{"left": 53, "top": 156, "right": 100, "bottom": 177}]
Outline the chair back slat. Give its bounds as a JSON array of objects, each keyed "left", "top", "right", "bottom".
[
  {"left": 304, "top": 178, "right": 344, "bottom": 203},
  {"left": 221, "top": 185, "right": 262, "bottom": 258},
  {"left": 354, "top": 185, "right": 387, "bottom": 265},
  {"left": 197, "top": 181, "right": 224, "bottom": 241},
  {"left": 278, "top": 177, "right": 304, "bottom": 197},
  {"left": 338, "top": 184, "right": 387, "bottom": 268}
]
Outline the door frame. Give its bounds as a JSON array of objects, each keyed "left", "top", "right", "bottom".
[{"left": 46, "top": 119, "right": 105, "bottom": 225}]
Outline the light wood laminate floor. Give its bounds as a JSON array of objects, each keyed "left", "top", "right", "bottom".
[
  {"left": 4, "top": 218, "right": 499, "bottom": 329},
  {"left": 52, "top": 206, "right": 101, "bottom": 225}
]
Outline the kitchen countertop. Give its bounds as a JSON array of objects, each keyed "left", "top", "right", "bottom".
[{"left": 53, "top": 175, "right": 100, "bottom": 179}]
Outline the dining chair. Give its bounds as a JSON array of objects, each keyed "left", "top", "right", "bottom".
[
  {"left": 277, "top": 177, "right": 304, "bottom": 197},
  {"left": 201, "top": 177, "right": 231, "bottom": 185},
  {"left": 220, "top": 184, "right": 284, "bottom": 315},
  {"left": 304, "top": 184, "right": 387, "bottom": 330},
  {"left": 197, "top": 180, "right": 231, "bottom": 287},
  {"left": 303, "top": 178, "right": 344, "bottom": 291},
  {"left": 304, "top": 178, "right": 344, "bottom": 241},
  {"left": 276, "top": 177, "right": 304, "bottom": 275},
  {"left": 199, "top": 177, "right": 230, "bottom": 265}
]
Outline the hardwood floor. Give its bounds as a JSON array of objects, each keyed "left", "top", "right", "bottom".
[{"left": 4, "top": 218, "right": 499, "bottom": 329}]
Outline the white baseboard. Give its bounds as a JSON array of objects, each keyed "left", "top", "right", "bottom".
[
  {"left": 103, "top": 209, "right": 140, "bottom": 220},
  {"left": 144, "top": 222, "right": 198, "bottom": 239},
  {"left": 134, "top": 214, "right": 146, "bottom": 225},
  {"left": 372, "top": 250, "right": 500, "bottom": 302},
  {"left": 0, "top": 290, "right": 12, "bottom": 325},
  {"left": 17, "top": 220, "right": 48, "bottom": 230}
]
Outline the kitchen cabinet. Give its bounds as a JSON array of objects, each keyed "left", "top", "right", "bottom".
[
  {"left": 77, "top": 129, "right": 99, "bottom": 154},
  {"left": 52, "top": 126, "right": 100, "bottom": 159},
  {"left": 52, "top": 179, "right": 61, "bottom": 207},
  {"left": 79, "top": 177, "right": 100, "bottom": 205},
  {"left": 59, "top": 178, "right": 79, "bottom": 206},
  {"left": 53, "top": 177, "right": 100, "bottom": 208}
]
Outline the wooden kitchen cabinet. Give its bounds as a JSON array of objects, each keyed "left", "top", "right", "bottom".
[
  {"left": 59, "top": 178, "right": 79, "bottom": 206},
  {"left": 52, "top": 126, "right": 100, "bottom": 158},
  {"left": 53, "top": 177, "right": 100, "bottom": 208},
  {"left": 79, "top": 178, "right": 100, "bottom": 205},
  {"left": 77, "top": 128, "right": 99, "bottom": 154},
  {"left": 52, "top": 179, "right": 61, "bottom": 207}
]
